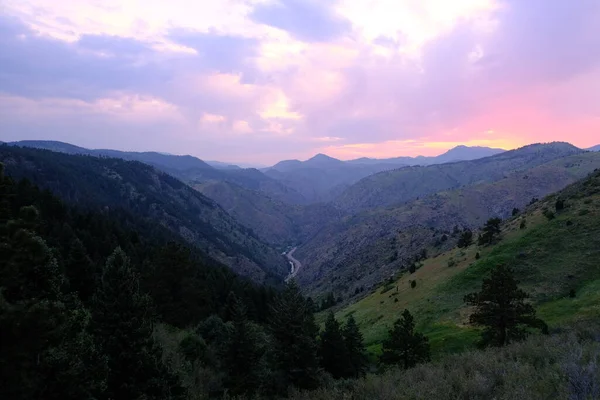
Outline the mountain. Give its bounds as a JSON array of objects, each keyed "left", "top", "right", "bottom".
[
  {"left": 588, "top": 144, "right": 600, "bottom": 151},
  {"left": 332, "top": 166, "right": 600, "bottom": 357},
  {"left": 295, "top": 149, "right": 600, "bottom": 298},
  {"left": 193, "top": 180, "right": 344, "bottom": 245},
  {"left": 264, "top": 146, "right": 505, "bottom": 203},
  {"left": 334, "top": 142, "right": 582, "bottom": 213},
  {"left": 9, "top": 140, "right": 214, "bottom": 171},
  {"left": 265, "top": 158, "right": 404, "bottom": 203},
  {"left": 9, "top": 140, "right": 306, "bottom": 204},
  {"left": 0, "top": 145, "right": 288, "bottom": 283},
  {"left": 346, "top": 145, "right": 505, "bottom": 166}
]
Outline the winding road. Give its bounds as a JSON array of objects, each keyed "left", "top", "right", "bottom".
[{"left": 284, "top": 247, "right": 302, "bottom": 283}]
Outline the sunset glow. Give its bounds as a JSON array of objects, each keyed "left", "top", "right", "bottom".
[{"left": 1, "top": 0, "right": 599, "bottom": 163}]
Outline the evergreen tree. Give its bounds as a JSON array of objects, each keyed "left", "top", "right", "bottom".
[
  {"left": 0, "top": 199, "right": 104, "bottom": 399},
  {"left": 65, "top": 238, "right": 96, "bottom": 303},
  {"left": 319, "top": 312, "right": 349, "bottom": 379},
  {"left": 224, "top": 293, "right": 264, "bottom": 396},
  {"left": 342, "top": 315, "right": 368, "bottom": 378},
  {"left": 464, "top": 265, "right": 547, "bottom": 347},
  {"left": 380, "top": 309, "right": 430, "bottom": 369},
  {"left": 478, "top": 217, "right": 502, "bottom": 245},
  {"left": 457, "top": 229, "right": 473, "bottom": 248},
  {"left": 91, "top": 247, "right": 183, "bottom": 400},
  {"left": 269, "top": 280, "right": 319, "bottom": 390}
]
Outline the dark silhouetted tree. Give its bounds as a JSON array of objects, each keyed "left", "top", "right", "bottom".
[
  {"left": 464, "top": 265, "right": 548, "bottom": 347},
  {"left": 512, "top": 207, "right": 520, "bottom": 216},
  {"left": 380, "top": 309, "right": 430, "bottom": 369},
  {"left": 91, "top": 247, "right": 183, "bottom": 399},
  {"left": 319, "top": 312, "right": 348, "bottom": 379},
  {"left": 64, "top": 238, "right": 96, "bottom": 303},
  {"left": 457, "top": 229, "right": 473, "bottom": 248},
  {"left": 343, "top": 315, "right": 367, "bottom": 378},
  {"left": 224, "top": 293, "right": 264, "bottom": 396},
  {"left": 478, "top": 217, "right": 502, "bottom": 245},
  {"left": 269, "top": 281, "right": 319, "bottom": 390}
]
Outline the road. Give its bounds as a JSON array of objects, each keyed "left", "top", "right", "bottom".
[{"left": 284, "top": 247, "right": 302, "bottom": 283}]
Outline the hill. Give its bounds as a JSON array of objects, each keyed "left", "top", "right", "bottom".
[
  {"left": 588, "top": 144, "right": 600, "bottom": 151},
  {"left": 328, "top": 167, "right": 600, "bottom": 357},
  {"left": 296, "top": 150, "right": 600, "bottom": 298},
  {"left": 194, "top": 180, "right": 344, "bottom": 245},
  {"left": 0, "top": 145, "right": 288, "bottom": 283},
  {"left": 9, "top": 140, "right": 307, "bottom": 204},
  {"left": 334, "top": 142, "right": 583, "bottom": 213},
  {"left": 347, "top": 145, "right": 505, "bottom": 166}
]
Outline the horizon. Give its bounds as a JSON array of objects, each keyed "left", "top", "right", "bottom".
[
  {"left": 7, "top": 138, "right": 599, "bottom": 167},
  {"left": 1, "top": 0, "right": 600, "bottom": 164}
]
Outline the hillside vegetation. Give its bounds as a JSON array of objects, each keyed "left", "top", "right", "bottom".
[
  {"left": 194, "top": 180, "right": 344, "bottom": 246},
  {"left": 331, "top": 168, "right": 600, "bottom": 357},
  {"left": 297, "top": 150, "right": 600, "bottom": 298},
  {"left": 0, "top": 145, "right": 288, "bottom": 283},
  {"left": 334, "top": 142, "right": 582, "bottom": 213}
]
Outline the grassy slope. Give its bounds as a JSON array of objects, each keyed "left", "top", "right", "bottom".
[{"left": 331, "top": 169, "right": 600, "bottom": 358}]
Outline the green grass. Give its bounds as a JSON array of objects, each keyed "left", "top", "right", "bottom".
[{"left": 334, "top": 170, "right": 600, "bottom": 359}]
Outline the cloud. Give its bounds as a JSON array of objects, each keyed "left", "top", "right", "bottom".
[
  {"left": 250, "top": 0, "right": 351, "bottom": 42},
  {"left": 1, "top": 0, "right": 600, "bottom": 164}
]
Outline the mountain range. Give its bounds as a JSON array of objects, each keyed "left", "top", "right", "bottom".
[
  {"left": 0, "top": 145, "right": 288, "bottom": 283},
  {"left": 5, "top": 139, "right": 600, "bottom": 299}
]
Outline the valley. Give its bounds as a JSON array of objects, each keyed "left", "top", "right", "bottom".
[{"left": 3, "top": 139, "right": 600, "bottom": 399}]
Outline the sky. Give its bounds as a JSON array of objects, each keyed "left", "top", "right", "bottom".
[{"left": 1, "top": 0, "right": 599, "bottom": 164}]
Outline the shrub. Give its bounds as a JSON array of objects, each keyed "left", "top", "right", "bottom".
[
  {"left": 520, "top": 220, "right": 527, "bottom": 229},
  {"left": 447, "top": 258, "right": 457, "bottom": 268},
  {"left": 410, "top": 280, "right": 417, "bottom": 289},
  {"left": 578, "top": 209, "right": 590, "bottom": 216},
  {"left": 475, "top": 252, "right": 480, "bottom": 260},
  {"left": 569, "top": 289, "right": 576, "bottom": 298},
  {"left": 543, "top": 209, "right": 555, "bottom": 220}
]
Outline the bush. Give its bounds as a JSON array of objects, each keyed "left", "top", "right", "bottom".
[
  {"left": 578, "top": 209, "right": 590, "bottom": 216},
  {"left": 447, "top": 258, "right": 457, "bottom": 268},
  {"left": 543, "top": 209, "right": 555, "bottom": 220},
  {"left": 410, "top": 280, "right": 417, "bottom": 289},
  {"left": 520, "top": 220, "right": 527, "bottom": 229},
  {"left": 475, "top": 252, "right": 480, "bottom": 260}
]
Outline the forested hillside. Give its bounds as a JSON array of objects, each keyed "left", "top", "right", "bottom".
[
  {"left": 0, "top": 145, "right": 288, "bottom": 282},
  {"left": 297, "top": 149, "right": 600, "bottom": 299},
  {"left": 334, "top": 142, "right": 583, "bottom": 213}
]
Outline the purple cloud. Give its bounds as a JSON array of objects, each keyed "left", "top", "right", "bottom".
[{"left": 250, "top": 0, "right": 351, "bottom": 42}]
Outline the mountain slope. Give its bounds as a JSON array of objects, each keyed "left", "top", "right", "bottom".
[
  {"left": 0, "top": 145, "right": 288, "bottom": 283},
  {"left": 296, "top": 150, "right": 600, "bottom": 298},
  {"left": 588, "top": 144, "right": 600, "bottom": 151},
  {"left": 332, "top": 167, "right": 600, "bottom": 356},
  {"left": 10, "top": 140, "right": 306, "bottom": 204},
  {"left": 346, "top": 145, "right": 505, "bottom": 166},
  {"left": 334, "top": 142, "right": 583, "bottom": 213},
  {"left": 194, "top": 180, "right": 344, "bottom": 245}
]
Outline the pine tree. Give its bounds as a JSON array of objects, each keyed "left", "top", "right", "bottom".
[
  {"left": 65, "top": 238, "right": 96, "bottom": 303},
  {"left": 464, "top": 265, "right": 547, "bottom": 347},
  {"left": 380, "top": 309, "right": 430, "bottom": 369},
  {"left": 0, "top": 200, "right": 104, "bottom": 399},
  {"left": 91, "top": 247, "right": 183, "bottom": 400},
  {"left": 319, "top": 312, "right": 349, "bottom": 379},
  {"left": 224, "top": 293, "right": 264, "bottom": 396},
  {"left": 478, "top": 217, "right": 502, "bottom": 245},
  {"left": 457, "top": 229, "right": 473, "bottom": 248},
  {"left": 269, "top": 280, "right": 319, "bottom": 390},
  {"left": 342, "top": 315, "right": 368, "bottom": 378}
]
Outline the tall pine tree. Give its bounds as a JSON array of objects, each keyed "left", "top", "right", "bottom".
[
  {"left": 91, "top": 247, "right": 183, "bottom": 400},
  {"left": 380, "top": 309, "right": 430, "bottom": 369},
  {"left": 343, "top": 315, "right": 368, "bottom": 378},
  {"left": 269, "top": 280, "right": 319, "bottom": 390},
  {"left": 224, "top": 293, "right": 264, "bottom": 396},
  {"left": 464, "top": 265, "right": 547, "bottom": 347},
  {"left": 319, "top": 312, "right": 349, "bottom": 379}
]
